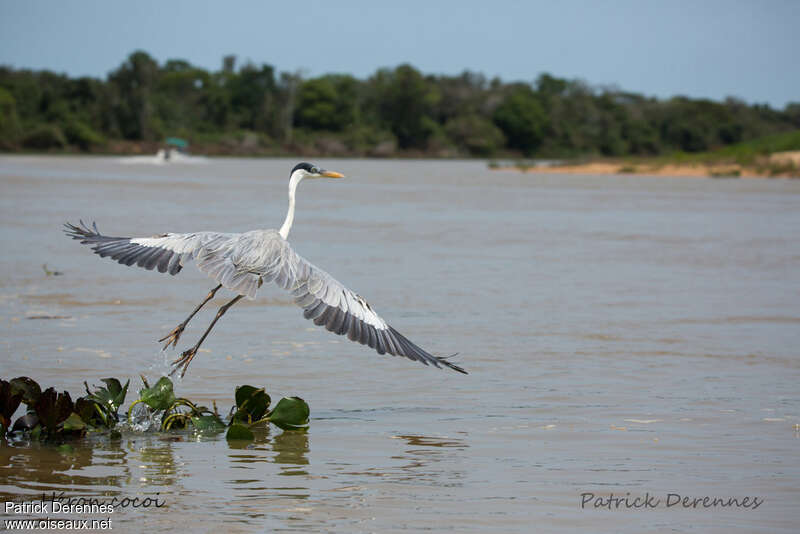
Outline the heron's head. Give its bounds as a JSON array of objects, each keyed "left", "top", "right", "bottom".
[{"left": 290, "top": 162, "right": 345, "bottom": 183}]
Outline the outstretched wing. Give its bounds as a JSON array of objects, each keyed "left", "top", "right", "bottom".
[
  {"left": 274, "top": 242, "right": 467, "bottom": 374},
  {"left": 64, "top": 220, "right": 233, "bottom": 277},
  {"left": 66, "top": 221, "right": 285, "bottom": 299}
]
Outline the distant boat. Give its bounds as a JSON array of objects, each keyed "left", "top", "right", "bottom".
[
  {"left": 165, "top": 137, "right": 189, "bottom": 151},
  {"left": 119, "top": 138, "right": 207, "bottom": 165}
]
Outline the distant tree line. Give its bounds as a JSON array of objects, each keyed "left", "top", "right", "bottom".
[{"left": 1, "top": 50, "right": 798, "bottom": 157}]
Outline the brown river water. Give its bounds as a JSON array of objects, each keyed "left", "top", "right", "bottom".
[{"left": 1, "top": 156, "right": 798, "bottom": 532}]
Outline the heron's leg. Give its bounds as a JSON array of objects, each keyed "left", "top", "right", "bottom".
[
  {"left": 159, "top": 284, "right": 223, "bottom": 350},
  {"left": 170, "top": 294, "right": 244, "bottom": 378}
]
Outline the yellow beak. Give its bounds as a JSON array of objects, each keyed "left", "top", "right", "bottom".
[{"left": 321, "top": 170, "right": 345, "bottom": 179}]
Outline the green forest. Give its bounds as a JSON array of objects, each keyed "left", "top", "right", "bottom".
[{"left": 1, "top": 50, "right": 798, "bottom": 158}]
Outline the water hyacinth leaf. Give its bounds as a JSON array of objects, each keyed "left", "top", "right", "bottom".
[
  {"left": 233, "top": 385, "right": 270, "bottom": 423},
  {"left": 191, "top": 414, "right": 226, "bottom": 433},
  {"left": 0, "top": 380, "right": 23, "bottom": 428},
  {"left": 226, "top": 424, "right": 255, "bottom": 441},
  {"left": 9, "top": 377, "right": 41, "bottom": 406},
  {"left": 234, "top": 385, "right": 259, "bottom": 408},
  {"left": 235, "top": 385, "right": 271, "bottom": 415},
  {"left": 89, "top": 378, "right": 129, "bottom": 413},
  {"left": 139, "top": 377, "right": 175, "bottom": 411},
  {"left": 267, "top": 397, "right": 310, "bottom": 431},
  {"left": 75, "top": 397, "right": 97, "bottom": 421},
  {"left": 75, "top": 397, "right": 106, "bottom": 428},
  {"left": 62, "top": 412, "right": 87, "bottom": 433},
  {"left": 101, "top": 378, "right": 127, "bottom": 400},
  {"left": 34, "top": 388, "right": 73, "bottom": 432}
]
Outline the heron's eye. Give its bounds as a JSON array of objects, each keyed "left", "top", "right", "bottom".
[{"left": 311, "top": 167, "right": 319, "bottom": 174}]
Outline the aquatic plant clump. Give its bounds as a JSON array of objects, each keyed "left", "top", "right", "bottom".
[{"left": 0, "top": 376, "right": 309, "bottom": 445}]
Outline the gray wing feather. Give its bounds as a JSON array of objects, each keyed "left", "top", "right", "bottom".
[
  {"left": 64, "top": 220, "right": 259, "bottom": 298},
  {"left": 64, "top": 221, "right": 221, "bottom": 276},
  {"left": 277, "top": 241, "right": 467, "bottom": 374}
]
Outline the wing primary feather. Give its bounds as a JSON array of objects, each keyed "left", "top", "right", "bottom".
[
  {"left": 388, "top": 326, "right": 467, "bottom": 374},
  {"left": 391, "top": 332, "right": 418, "bottom": 361},
  {"left": 327, "top": 308, "right": 346, "bottom": 333},
  {"left": 375, "top": 329, "right": 386, "bottom": 355},
  {"left": 358, "top": 320, "right": 370, "bottom": 345},
  {"left": 314, "top": 306, "right": 334, "bottom": 326},
  {"left": 116, "top": 249, "right": 140, "bottom": 266},
  {"left": 155, "top": 249, "right": 173, "bottom": 273},
  {"left": 136, "top": 247, "right": 160, "bottom": 269},
  {"left": 382, "top": 330, "right": 400, "bottom": 356},
  {"left": 144, "top": 249, "right": 165, "bottom": 270},
  {"left": 336, "top": 312, "right": 354, "bottom": 336},
  {"left": 348, "top": 315, "right": 361, "bottom": 342},
  {"left": 367, "top": 324, "right": 378, "bottom": 349}
]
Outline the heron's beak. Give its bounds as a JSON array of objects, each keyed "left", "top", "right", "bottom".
[{"left": 321, "top": 170, "right": 345, "bottom": 179}]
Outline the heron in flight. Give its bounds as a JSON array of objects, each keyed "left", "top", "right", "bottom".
[{"left": 65, "top": 162, "right": 466, "bottom": 377}]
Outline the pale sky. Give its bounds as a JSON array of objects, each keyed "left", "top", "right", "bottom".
[{"left": 1, "top": 0, "right": 798, "bottom": 109}]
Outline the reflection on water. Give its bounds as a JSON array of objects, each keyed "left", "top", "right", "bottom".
[
  {"left": 135, "top": 439, "right": 178, "bottom": 486},
  {"left": 271, "top": 431, "right": 309, "bottom": 474},
  {"left": 0, "top": 438, "right": 122, "bottom": 501},
  {"left": 1, "top": 156, "right": 799, "bottom": 532},
  {"left": 0, "top": 428, "right": 313, "bottom": 526},
  {"left": 0, "top": 426, "right": 471, "bottom": 528}
]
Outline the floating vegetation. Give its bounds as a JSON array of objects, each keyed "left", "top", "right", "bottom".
[
  {"left": 1, "top": 376, "right": 309, "bottom": 446},
  {"left": 42, "top": 263, "right": 64, "bottom": 276}
]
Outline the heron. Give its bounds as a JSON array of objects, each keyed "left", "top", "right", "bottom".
[{"left": 64, "top": 162, "right": 466, "bottom": 377}]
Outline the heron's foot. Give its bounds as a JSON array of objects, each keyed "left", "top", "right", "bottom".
[
  {"left": 170, "top": 347, "right": 198, "bottom": 378},
  {"left": 159, "top": 323, "right": 186, "bottom": 350}
]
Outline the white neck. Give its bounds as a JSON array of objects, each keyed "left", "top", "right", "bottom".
[{"left": 279, "top": 172, "right": 303, "bottom": 239}]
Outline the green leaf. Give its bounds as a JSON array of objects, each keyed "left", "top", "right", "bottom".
[
  {"left": 138, "top": 377, "right": 175, "bottom": 411},
  {"left": 234, "top": 385, "right": 258, "bottom": 407},
  {"left": 62, "top": 412, "right": 86, "bottom": 433},
  {"left": 84, "top": 378, "right": 129, "bottom": 419},
  {"left": 34, "top": 388, "right": 73, "bottom": 433},
  {"left": 226, "top": 423, "right": 255, "bottom": 441},
  {"left": 191, "top": 414, "right": 226, "bottom": 433},
  {"left": 9, "top": 377, "right": 41, "bottom": 406},
  {"left": 267, "top": 397, "right": 310, "bottom": 431},
  {"left": 232, "top": 385, "right": 271, "bottom": 424},
  {"left": 57, "top": 443, "right": 74, "bottom": 454},
  {"left": 74, "top": 397, "right": 107, "bottom": 428},
  {"left": 98, "top": 378, "right": 129, "bottom": 412}
]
